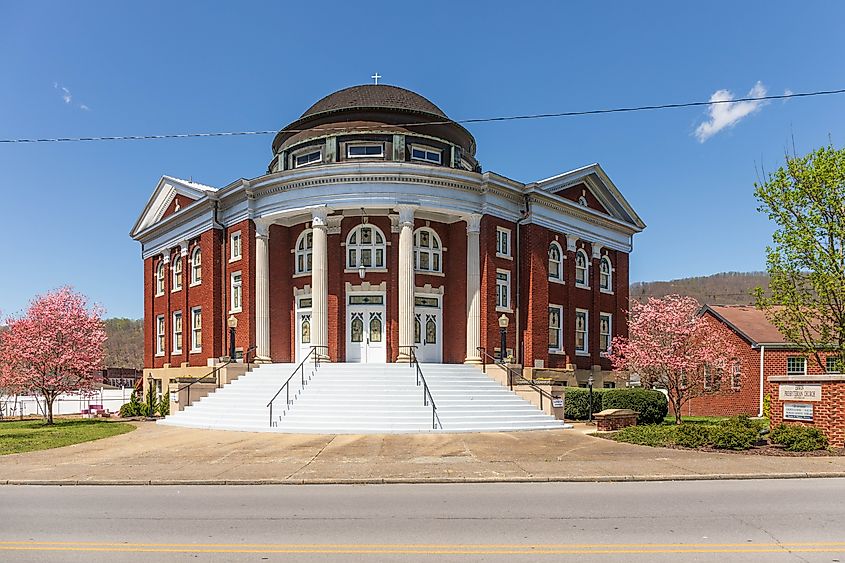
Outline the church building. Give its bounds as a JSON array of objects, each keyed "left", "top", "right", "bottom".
[{"left": 131, "top": 84, "right": 645, "bottom": 389}]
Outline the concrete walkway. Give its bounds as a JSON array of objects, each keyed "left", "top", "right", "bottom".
[{"left": 1, "top": 421, "right": 844, "bottom": 484}]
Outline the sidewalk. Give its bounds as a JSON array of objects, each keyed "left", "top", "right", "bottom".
[{"left": 1, "top": 421, "right": 844, "bottom": 485}]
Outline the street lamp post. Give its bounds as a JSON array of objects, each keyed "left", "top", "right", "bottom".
[
  {"left": 227, "top": 315, "right": 238, "bottom": 361},
  {"left": 588, "top": 374, "right": 595, "bottom": 424},
  {"left": 498, "top": 314, "right": 509, "bottom": 364}
]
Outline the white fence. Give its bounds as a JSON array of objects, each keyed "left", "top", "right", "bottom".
[{"left": 0, "top": 388, "right": 134, "bottom": 418}]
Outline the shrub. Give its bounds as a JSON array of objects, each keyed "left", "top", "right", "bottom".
[
  {"left": 710, "top": 417, "right": 758, "bottom": 450},
  {"left": 563, "top": 388, "right": 604, "bottom": 420},
  {"left": 611, "top": 425, "right": 674, "bottom": 447},
  {"left": 770, "top": 424, "right": 828, "bottom": 452},
  {"left": 673, "top": 423, "right": 712, "bottom": 448},
  {"left": 144, "top": 384, "right": 157, "bottom": 418},
  {"left": 157, "top": 395, "right": 170, "bottom": 417},
  {"left": 118, "top": 391, "right": 142, "bottom": 417},
  {"left": 601, "top": 388, "right": 668, "bottom": 424}
]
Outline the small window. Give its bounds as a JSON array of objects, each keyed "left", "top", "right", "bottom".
[
  {"left": 231, "top": 272, "right": 242, "bottom": 312},
  {"left": 190, "top": 247, "right": 202, "bottom": 285},
  {"left": 191, "top": 307, "right": 202, "bottom": 353},
  {"left": 827, "top": 356, "right": 842, "bottom": 374},
  {"left": 295, "top": 230, "right": 313, "bottom": 274},
  {"left": 600, "top": 313, "right": 612, "bottom": 353},
  {"left": 172, "top": 311, "right": 183, "bottom": 355},
  {"left": 731, "top": 362, "right": 742, "bottom": 390},
  {"left": 496, "top": 227, "right": 511, "bottom": 258},
  {"left": 496, "top": 270, "right": 511, "bottom": 310},
  {"left": 294, "top": 150, "right": 322, "bottom": 168},
  {"left": 786, "top": 356, "right": 806, "bottom": 376},
  {"left": 172, "top": 256, "right": 183, "bottom": 291},
  {"left": 410, "top": 145, "right": 442, "bottom": 164},
  {"left": 548, "top": 305, "right": 563, "bottom": 352},
  {"left": 156, "top": 315, "right": 165, "bottom": 356},
  {"left": 704, "top": 366, "right": 722, "bottom": 391},
  {"left": 600, "top": 255, "right": 612, "bottom": 292},
  {"left": 230, "top": 231, "right": 242, "bottom": 262},
  {"left": 347, "top": 144, "right": 384, "bottom": 158},
  {"left": 575, "top": 309, "right": 589, "bottom": 355},
  {"left": 155, "top": 262, "right": 165, "bottom": 296},
  {"left": 575, "top": 249, "right": 589, "bottom": 287},
  {"left": 549, "top": 242, "right": 562, "bottom": 281},
  {"left": 414, "top": 227, "right": 442, "bottom": 273}
]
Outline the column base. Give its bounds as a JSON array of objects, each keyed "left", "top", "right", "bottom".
[
  {"left": 253, "top": 356, "right": 272, "bottom": 364},
  {"left": 464, "top": 357, "right": 482, "bottom": 365},
  {"left": 396, "top": 353, "right": 412, "bottom": 364}
]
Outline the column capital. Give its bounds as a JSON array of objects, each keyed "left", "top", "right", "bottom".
[
  {"left": 566, "top": 235, "right": 579, "bottom": 253},
  {"left": 311, "top": 206, "right": 330, "bottom": 228},
  {"left": 162, "top": 252, "right": 171, "bottom": 264},
  {"left": 395, "top": 204, "right": 417, "bottom": 227},
  {"left": 178, "top": 241, "right": 188, "bottom": 256},
  {"left": 464, "top": 213, "right": 482, "bottom": 233},
  {"left": 254, "top": 218, "right": 271, "bottom": 239},
  {"left": 326, "top": 215, "right": 343, "bottom": 236}
]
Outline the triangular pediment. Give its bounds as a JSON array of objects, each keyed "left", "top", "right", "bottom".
[{"left": 130, "top": 176, "right": 218, "bottom": 238}]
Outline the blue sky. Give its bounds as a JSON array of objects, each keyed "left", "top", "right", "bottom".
[{"left": 1, "top": 1, "right": 844, "bottom": 319}]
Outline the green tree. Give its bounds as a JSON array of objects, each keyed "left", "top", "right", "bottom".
[{"left": 754, "top": 145, "right": 845, "bottom": 372}]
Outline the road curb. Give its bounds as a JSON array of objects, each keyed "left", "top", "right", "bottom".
[{"left": 3, "top": 472, "right": 845, "bottom": 485}]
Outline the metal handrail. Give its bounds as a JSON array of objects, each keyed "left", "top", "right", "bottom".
[
  {"left": 398, "top": 345, "right": 442, "bottom": 430},
  {"left": 476, "top": 346, "right": 558, "bottom": 412},
  {"left": 175, "top": 359, "right": 232, "bottom": 409},
  {"left": 266, "top": 345, "right": 328, "bottom": 427}
]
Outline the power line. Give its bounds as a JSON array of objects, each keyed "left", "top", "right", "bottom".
[{"left": 2, "top": 87, "right": 843, "bottom": 145}]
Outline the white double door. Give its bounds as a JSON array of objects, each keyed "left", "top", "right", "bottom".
[
  {"left": 414, "top": 302, "right": 442, "bottom": 363},
  {"left": 346, "top": 294, "right": 386, "bottom": 363}
]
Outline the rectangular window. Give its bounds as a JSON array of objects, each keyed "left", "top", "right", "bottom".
[
  {"left": 172, "top": 311, "right": 183, "bottom": 355},
  {"left": 156, "top": 315, "right": 165, "bottom": 356},
  {"left": 575, "top": 309, "right": 589, "bottom": 355},
  {"left": 786, "top": 356, "right": 807, "bottom": 376},
  {"left": 731, "top": 362, "right": 742, "bottom": 390},
  {"left": 231, "top": 272, "right": 242, "bottom": 312},
  {"left": 294, "top": 150, "right": 322, "bottom": 167},
  {"left": 548, "top": 305, "right": 563, "bottom": 352},
  {"left": 599, "top": 313, "right": 612, "bottom": 353},
  {"left": 704, "top": 367, "right": 722, "bottom": 391},
  {"left": 191, "top": 307, "right": 202, "bottom": 353},
  {"left": 347, "top": 144, "right": 384, "bottom": 158},
  {"left": 496, "top": 227, "right": 511, "bottom": 257},
  {"left": 410, "top": 145, "right": 442, "bottom": 164},
  {"left": 827, "top": 356, "right": 841, "bottom": 373},
  {"left": 230, "top": 231, "right": 242, "bottom": 261},
  {"left": 496, "top": 270, "right": 511, "bottom": 310}
]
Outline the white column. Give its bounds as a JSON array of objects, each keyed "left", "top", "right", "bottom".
[
  {"left": 254, "top": 220, "right": 271, "bottom": 362},
  {"left": 311, "top": 207, "right": 330, "bottom": 360},
  {"left": 464, "top": 214, "right": 482, "bottom": 364},
  {"left": 397, "top": 204, "right": 417, "bottom": 362}
]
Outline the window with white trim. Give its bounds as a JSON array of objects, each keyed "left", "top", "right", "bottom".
[
  {"left": 190, "top": 246, "right": 202, "bottom": 285},
  {"left": 295, "top": 229, "right": 313, "bottom": 274},
  {"left": 496, "top": 270, "right": 511, "bottom": 310},
  {"left": 599, "top": 255, "right": 612, "bottom": 292},
  {"left": 575, "top": 249, "right": 589, "bottom": 287},
  {"left": 347, "top": 144, "right": 384, "bottom": 158},
  {"left": 172, "top": 256, "right": 183, "bottom": 291},
  {"left": 575, "top": 309, "right": 589, "bottom": 355},
  {"left": 827, "top": 356, "right": 842, "bottom": 374},
  {"left": 410, "top": 145, "right": 442, "bottom": 164},
  {"left": 703, "top": 366, "right": 722, "bottom": 391},
  {"left": 548, "top": 242, "right": 563, "bottom": 281},
  {"left": 599, "top": 313, "right": 612, "bottom": 353},
  {"left": 548, "top": 305, "right": 563, "bottom": 352},
  {"left": 731, "top": 361, "right": 742, "bottom": 390},
  {"left": 414, "top": 227, "right": 442, "bottom": 273},
  {"left": 155, "top": 315, "right": 165, "bottom": 356},
  {"left": 294, "top": 149, "right": 322, "bottom": 168},
  {"left": 496, "top": 227, "right": 511, "bottom": 258},
  {"left": 786, "top": 356, "right": 806, "bottom": 376},
  {"left": 155, "top": 262, "right": 165, "bottom": 296},
  {"left": 231, "top": 272, "right": 242, "bottom": 312},
  {"left": 191, "top": 307, "right": 202, "bottom": 352},
  {"left": 172, "top": 311, "right": 183, "bottom": 355},
  {"left": 230, "top": 231, "right": 242, "bottom": 262},
  {"left": 346, "top": 224, "right": 386, "bottom": 270}
]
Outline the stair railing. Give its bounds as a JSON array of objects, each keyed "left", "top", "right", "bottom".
[
  {"left": 398, "top": 345, "right": 442, "bottom": 430},
  {"left": 266, "top": 345, "right": 328, "bottom": 428},
  {"left": 175, "top": 359, "right": 233, "bottom": 410},
  {"left": 476, "top": 346, "right": 558, "bottom": 412}
]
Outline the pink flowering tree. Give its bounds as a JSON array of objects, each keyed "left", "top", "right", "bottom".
[
  {"left": 0, "top": 287, "right": 106, "bottom": 424},
  {"left": 609, "top": 295, "right": 738, "bottom": 425}
]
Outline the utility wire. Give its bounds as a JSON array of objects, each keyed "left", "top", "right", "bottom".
[{"left": 2, "top": 88, "right": 843, "bottom": 144}]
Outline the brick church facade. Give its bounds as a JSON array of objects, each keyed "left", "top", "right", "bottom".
[{"left": 131, "top": 84, "right": 645, "bottom": 387}]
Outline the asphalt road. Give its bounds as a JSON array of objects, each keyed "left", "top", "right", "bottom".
[{"left": 1, "top": 479, "right": 844, "bottom": 562}]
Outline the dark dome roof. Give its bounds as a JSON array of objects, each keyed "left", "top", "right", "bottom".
[{"left": 301, "top": 85, "right": 448, "bottom": 119}]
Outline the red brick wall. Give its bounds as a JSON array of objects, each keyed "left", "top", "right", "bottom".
[
  {"left": 269, "top": 224, "right": 291, "bottom": 362},
  {"left": 480, "top": 215, "right": 517, "bottom": 359},
  {"left": 443, "top": 221, "right": 467, "bottom": 363},
  {"left": 520, "top": 223, "right": 549, "bottom": 367},
  {"left": 767, "top": 379, "right": 845, "bottom": 448},
  {"left": 224, "top": 220, "right": 255, "bottom": 358}
]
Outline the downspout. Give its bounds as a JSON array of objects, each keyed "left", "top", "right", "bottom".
[
  {"left": 758, "top": 345, "right": 766, "bottom": 417},
  {"left": 514, "top": 194, "right": 531, "bottom": 366}
]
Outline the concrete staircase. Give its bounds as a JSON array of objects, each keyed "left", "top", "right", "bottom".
[{"left": 159, "top": 362, "right": 568, "bottom": 434}]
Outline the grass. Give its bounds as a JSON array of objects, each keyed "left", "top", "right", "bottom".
[{"left": 0, "top": 418, "right": 135, "bottom": 456}]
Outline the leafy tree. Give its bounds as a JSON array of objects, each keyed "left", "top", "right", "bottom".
[
  {"left": 754, "top": 145, "right": 845, "bottom": 373},
  {"left": 609, "top": 295, "right": 738, "bottom": 425},
  {"left": 0, "top": 287, "right": 106, "bottom": 424}
]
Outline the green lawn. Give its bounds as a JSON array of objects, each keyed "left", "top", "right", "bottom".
[{"left": 0, "top": 418, "right": 135, "bottom": 455}]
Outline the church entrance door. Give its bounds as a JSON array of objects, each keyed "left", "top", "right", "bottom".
[
  {"left": 414, "top": 295, "right": 442, "bottom": 363},
  {"left": 346, "top": 293, "right": 386, "bottom": 363},
  {"left": 294, "top": 296, "right": 312, "bottom": 364}
]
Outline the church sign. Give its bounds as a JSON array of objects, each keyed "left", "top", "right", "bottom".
[
  {"left": 778, "top": 384, "right": 821, "bottom": 402},
  {"left": 783, "top": 402, "right": 813, "bottom": 422}
]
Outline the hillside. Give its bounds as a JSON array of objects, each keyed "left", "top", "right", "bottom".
[
  {"left": 103, "top": 318, "right": 144, "bottom": 369},
  {"left": 630, "top": 272, "right": 770, "bottom": 306}
]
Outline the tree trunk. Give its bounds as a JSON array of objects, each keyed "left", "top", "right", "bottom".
[
  {"left": 670, "top": 392, "right": 683, "bottom": 425},
  {"left": 46, "top": 395, "right": 54, "bottom": 425}
]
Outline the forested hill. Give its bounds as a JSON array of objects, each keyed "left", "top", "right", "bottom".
[
  {"left": 629, "top": 272, "right": 770, "bottom": 306},
  {"left": 103, "top": 318, "right": 144, "bottom": 369}
]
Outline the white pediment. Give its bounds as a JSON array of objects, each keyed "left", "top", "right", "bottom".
[{"left": 130, "top": 176, "right": 218, "bottom": 238}]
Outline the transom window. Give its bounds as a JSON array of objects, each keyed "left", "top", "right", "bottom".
[
  {"left": 575, "top": 249, "right": 590, "bottom": 287},
  {"left": 347, "top": 144, "right": 384, "bottom": 158},
  {"left": 295, "top": 230, "right": 313, "bottom": 274},
  {"left": 347, "top": 225, "right": 386, "bottom": 270},
  {"left": 410, "top": 145, "right": 442, "bottom": 164},
  {"left": 575, "top": 309, "right": 589, "bottom": 355},
  {"left": 787, "top": 356, "right": 807, "bottom": 376},
  {"left": 190, "top": 247, "right": 202, "bottom": 285},
  {"left": 496, "top": 227, "right": 511, "bottom": 258},
  {"left": 496, "top": 270, "right": 511, "bottom": 310},
  {"left": 294, "top": 150, "right": 322, "bottom": 168},
  {"left": 155, "top": 262, "right": 165, "bottom": 296},
  {"left": 600, "top": 313, "right": 612, "bottom": 352},
  {"left": 600, "top": 255, "right": 612, "bottom": 291},
  {"left": 548, "top": 242, "right": 563, "bottom": 281},
  {"left": 549, "top": 306, "right": 563, "bottom": 352},
  {"left": 172, "top": 256, "right": 183, "bottom": 291},
  {"left": 414, "top": 227, "right": 442, "bottom": 272}
]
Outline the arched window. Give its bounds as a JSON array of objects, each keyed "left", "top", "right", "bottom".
[
  {"left": 575, "top": 249, "right": 589, "bottom": 287},
  {"left": 548, "top": 242, "right": 562, "bottom": 281},
  {"left": 190, "top": 247, "right": 202, "bottom": 285},
  {"left": 155, "top": 261, "right": 165, "bottom": 296},
  {"left": 414, "top": 227, "right": 442, "bottom": 272},
  {"left": 347, "top": 224, "right": 386, "bottom": 270},
  {"left": 295, "top": 229, "right": 313, "bottom": 274},
  {"left": 600, "top": 255, "right": 612, "bottom": 291},
  {"left": 172, "top": 256, "right": 183, "bottom": 291}
]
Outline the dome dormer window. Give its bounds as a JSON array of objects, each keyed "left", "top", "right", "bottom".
[
  {"left": 294, "top": 149, "right": 323, "bottom": 168},
  {"left": 347, "top": 144, "right": 384, "bottom": 159},
  {"left": 410, "top": 145, "right": 442, "bottom": 165}
]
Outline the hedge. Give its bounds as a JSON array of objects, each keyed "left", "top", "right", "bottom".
[
  {"left": 601, "top": 388, "right": 668, "bottom": 424},
  {"left": 770, "top": 423, "right": 828, "bottom": 451},
  {"left": 563, "top": 388, "right": 604, "bottom": 420}
]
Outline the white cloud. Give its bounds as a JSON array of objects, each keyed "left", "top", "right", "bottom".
[
  {"left": 53, "top": 82, "right": 91, "bottom": 110},
  {"left": 79, "top": 104, "right": 90, "bottom": 111},
  {"left": 694, "top": 81, "right": 769, "bottom": 142}
]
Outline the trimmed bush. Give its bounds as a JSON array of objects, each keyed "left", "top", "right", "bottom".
[
  {"left": 673, "top": 423, "right": 712, "bottom": 448},
  {"left": 611, "top": 425, "right": 674, "bottom": 447},
  {"left": 118, "top": 391, "right": 143, "bottom": 417},
  {"left": 710, "top": 417, "right": 758, "bottom": 450},
  {"left": 563, "top": 388, "right": 604, "bottom": 420},
  {"left": 601, "top": 388, "right": 668, "bottom": 424},
  {"left": 770, "top": 424, "right": 828, "bottom": 452}
]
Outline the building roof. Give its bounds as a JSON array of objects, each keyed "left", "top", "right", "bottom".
[
  {"left": 704, "top": 305, "right": 788, "bottom": 346},
  {"left": 301, "top": 85, "right": 448, "bottom": 119}
]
